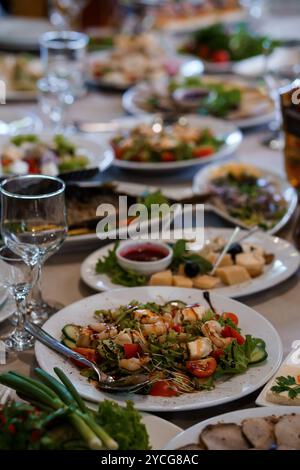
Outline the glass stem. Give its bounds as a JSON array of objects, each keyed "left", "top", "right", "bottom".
[
  {"left": 30, "top": 262, "right": 44, "bottom": 305},
  {"left": 14, "top": 294, "right": 27, "bottom": 333}
]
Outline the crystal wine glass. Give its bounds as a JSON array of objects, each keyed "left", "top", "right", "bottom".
[
  {"left": 0, "top": 245, "right": 39, "bottom": 351},
  {"left": 0, "top": 175, "right": 67, "bottom": 325}
]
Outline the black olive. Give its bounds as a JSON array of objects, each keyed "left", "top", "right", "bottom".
[
  {"left": 227, "top": 242, "right": 243, "bottom": 261},
  {"left": 184, "top": 261, "right": 200, "bottom": 278}
]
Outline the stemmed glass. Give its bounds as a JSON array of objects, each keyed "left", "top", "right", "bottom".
[
  {"left": 0, "top": 246, "right": 39, "bottom": 351},
  {"left": 0, "top": 175, "right": 67, "bottom": 325}
]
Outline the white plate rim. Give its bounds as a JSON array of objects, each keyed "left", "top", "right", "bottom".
[
  {"left": 35, "top": 286, "right": 283, "bottom": 412},
  {"left": 163, "top": 405, "right": 300, "bottom": 449},
  {"left": 80, "top": 228, "right": 300, "bottom": 298}
]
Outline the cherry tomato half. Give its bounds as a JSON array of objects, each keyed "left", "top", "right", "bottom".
[
  {"left": 161, "top": 151, "right": 175, "bottom": 162},
  {"left": 171, "top": 324, "right": 183, "bottom": 333},
  {"left": 222, "top": 326, "right": 245, "bottom": 345},
  {"left": 123, "top": 343, "right": 141, "bottom": 359},
  {"left": 149, "top": 380, "right": 179, "bottom": 397},
  {"left": 222, "top": 312, "right": 238, "bottom": 325},
  {"left": 211, "top": 348, "right": 225, "bottom": 362},
  {"left": 72, "top": 347, "right": 97, "bottom": 368},
  {"left": 211, "top": 50, "right": 230, "bottom": 63},
  {"left": 193, "top": 146, "right": 214, "bottom": 158},
  {"left": 186, "top": 357, "right": 217, "bottom": 378}
]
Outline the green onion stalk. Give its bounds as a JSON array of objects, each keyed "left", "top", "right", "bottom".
[{"left": 0, "top": 367, "right": 118, "bottom": 450}]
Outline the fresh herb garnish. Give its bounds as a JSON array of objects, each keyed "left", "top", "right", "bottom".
[
  {"left": 271, "top": 376, "right": 300, "bottom": 399},
  {"left": 95, "top": 242, "right": 147, "bottom": 287},
  {"left": 170, "top": 239, "right": 212, "bottom": 273}
]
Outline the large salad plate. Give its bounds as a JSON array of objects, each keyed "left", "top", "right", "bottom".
[
  {"left": 36, "top": 286, "right": 282, "bottom": 412},
  {"left": 104, "top": 115, "right": 242, "bottom": 172},
  {"left": 80, "top": 228, "right": 300, "bottom": 298},
  {"left": 163, "top": 406, "right": 300, "bottom": 449}
]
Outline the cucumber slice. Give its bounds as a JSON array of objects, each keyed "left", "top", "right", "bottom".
[
  {"left": 164, "top": 300, "right": 187, "bottom": 313},
  {"left": 62, "top": 324, "right": 81, "bottom": 342},
  {"left": 62, "top": 337, "right": 76, "bottom": 349},
  {"left": 249, "top": 346, "right": 268, "bottom": 364}
]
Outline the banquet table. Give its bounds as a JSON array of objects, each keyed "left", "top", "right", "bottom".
[
  {"left": 0, "top": 11, "right": 300, "bottom": 428},
  {"left": 0, "top": 88, "right": 299, "bottom": 432}
]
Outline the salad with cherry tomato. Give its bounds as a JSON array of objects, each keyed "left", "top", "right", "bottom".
[
  {"left": 1, "top": 134, "right": 90, "bottom": 176},
  {"left": 180, "top": 23, "right": 279, "bottom": 63},
  {"left": 110, "top": 122, "right": 224, "bottom": 164},
  {"left": 61, "top": 298, "right": 267, "bottom": 397}
]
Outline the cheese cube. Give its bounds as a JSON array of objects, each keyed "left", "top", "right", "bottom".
[
  {"left": 187, "top": 337, "right": 213, "bottom": 359},
  {"left": 206, "top": 252, "right": 233, "bottom": 267},
  {"left": 172, "top": 275, "right": 193, "bottom": 288},
  {"left": 193, "top": 275, "right": 220, "bottom": 290},
  {"left": 235, "top": 253, "right": 265, "bottom": 277},
  {"left": 149, "top": 270, "right": 173, "bottom": 286},
  {"left": 177, "top": 264, "right": 185, "bottom": 275},
  {"left": 216, "top": 265, "right": 251, "bottom": 285}
]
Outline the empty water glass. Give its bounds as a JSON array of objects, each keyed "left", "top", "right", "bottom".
[
  {"left": 39, "top": 30, "right": 88, "bottom": 98},
  {"left": 37, "top": 76, "right": 73, "bottom": 131}
]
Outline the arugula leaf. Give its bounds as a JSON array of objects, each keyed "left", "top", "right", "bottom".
[
  {"left": 271, "top": 376, "right": 300, "bottom": 399},
  {"left": 95, "top": 242, "right": 147, "bottom": 287}
]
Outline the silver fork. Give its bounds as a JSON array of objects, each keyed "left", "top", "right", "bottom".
[{"left": 24, "top": 321, "right": 150, "bottom": 393}]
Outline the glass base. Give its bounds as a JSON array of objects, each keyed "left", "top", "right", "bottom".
[
  {"left": 27, "top": 299, "right": 65, "bottom": 325},
  {"left": 4, "top": 329, "right": 34, "bottom": 352}
]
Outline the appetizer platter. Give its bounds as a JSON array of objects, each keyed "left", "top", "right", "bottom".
[
  {"left": 106, "top": 115, "right": 242, "bottom": 171},
  {"left": 0, "top": 53, "right": 42, "bottom": 101},
  {"left": 87, "top": 32, "right": 203, "bottom": 91},
  {"left": 256, "top": 340, "right": 300, "bottom": 407},
  {"left": 0, "top": 369, "right": 181, "bottom": 450},
  {"left": 65, "top": 182, "right": 176, "bottom": 243},
  {"left": 122, "top": 75, "right": 275, "bottom": 129},
  {"left": 178, "top": 23, "right": 279, "bottom": 73},
  {"left": 35, "top": 287, "right": 282, "bottom": 412},
  {"left": 0, "top": 133, "right": 112, "bottom": 177},
  {"left": 80, "top": 228, "right": 300, "bottom": 298},
  {"left": 164, "top": 406, "right": 300, "bottom": 450},
  {"left": 193, "top": 161, "right": 298, "bottom": 234}
]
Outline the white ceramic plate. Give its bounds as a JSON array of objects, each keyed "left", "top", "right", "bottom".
[
  {"left": 0, "top": 132, "right": 113, "bottom": 176},
  {"left": 87, "top": 51, "right": 204, "bottom": 91},
  {"left": 80, "top": 228, "right": 300, "bottom": 298},
  {"left": 193, "top": 160, "right": 298, "bottom": 235},
  {"left": 122, "top": 80, "right": 274, "bottom": 130},
  {"left": 36, "top": 286, "right": 282, "bottom": 412},
  {"left": 105, "top": 115, "right": 241, "bottom": 172},
  {"left": 256, "top": 340, "right": 300, "bottom": 407},
  {"left": 163, "top": 405, "right": 300, "bottom": 449}
]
